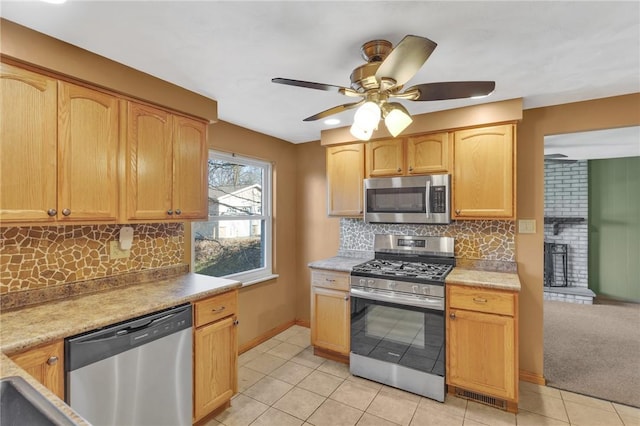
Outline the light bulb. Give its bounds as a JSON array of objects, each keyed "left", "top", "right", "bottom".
[
  {"left": 383, "top": 103, "right": 413, "bottom": 137},
  {"left": 350, "top": 123, "right": 373, "bottom": 141},
  {"left": 353, "top": 101, "right": 381, "bottom": 131}
]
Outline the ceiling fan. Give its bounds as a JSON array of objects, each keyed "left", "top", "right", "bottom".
[{"left": 272, "top": 35, "right": 495, "bottom": 140}]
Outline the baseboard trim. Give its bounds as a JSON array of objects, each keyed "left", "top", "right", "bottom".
[
  {"left": 519, "top": 370, "right": 546, "bottom": 385},
  {"left": 238, "top": 319, "right": 309, "bottom": 354}
]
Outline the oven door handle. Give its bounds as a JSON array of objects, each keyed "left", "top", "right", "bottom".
[{"left": 350, "top": 288, "right": 444, "bottom": 311}]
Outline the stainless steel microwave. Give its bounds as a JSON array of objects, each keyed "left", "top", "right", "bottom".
[{"left": 364, "top": 174, "right": 451, "bottom": 224}]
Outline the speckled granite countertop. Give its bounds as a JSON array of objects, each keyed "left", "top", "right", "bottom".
[
  {"left": 0, "top": 272, "right": 241, "bottom": 425},
  {"left": 308, "top": 256, "right": 372, "bottom": 273},
  {"left": 446, "top": 268, "right": 521, "bottom": 291},
  {"left": 309, "top": 256, "right": 520, "bottom": 292}
]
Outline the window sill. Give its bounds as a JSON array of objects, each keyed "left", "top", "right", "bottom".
[{"left": 240, "top": 274, "right": 280, "bottom": 288}]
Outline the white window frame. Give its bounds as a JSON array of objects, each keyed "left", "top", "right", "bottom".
[{"left": 192, "top": 151, "right": 275, "bottom": 286}]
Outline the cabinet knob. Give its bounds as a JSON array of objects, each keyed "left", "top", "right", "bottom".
[
  {"left": 233, "top": 319, "right": 239, "bottom": 326},
  {"left": 449, "top": 312, "right": 456, "bottom": 319},
  {"left": 409, "top": 166, "right": 413, "bottom": 172},
  {"left": 47, "top": 356, "right": 58, "bottom": 366},
  {"left": 397, "top": 168, "right": 402, "bottom": 173},
  {"left": 62, "top": 208, "right": 71, "bottom": 216},
  {"left": 167, "top": 210, "right": 174, "bottom": 215},
  {"left": 455, "top": 209, "right": 461, "bottom": 215},
  {"left": 47, "top": 209, "right": 57, "bottom": 217},
  {"left": 175, "top": 209, "right": 182, "bottom": 215},
  {"left": 344, "top": 295, "right": 349, "bottom": 301}
]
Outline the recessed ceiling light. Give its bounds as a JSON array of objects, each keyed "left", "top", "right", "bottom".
[
  {"left": 324, "top": 118, "right": 340, "bottom": 125},
  {"left": 40, "top": 0, "right": 67, "bottom": 4}
]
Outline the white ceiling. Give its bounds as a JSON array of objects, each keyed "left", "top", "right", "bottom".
[
  {"left": 1, "top": 1, "right": 639, "bottom": 144},
  {"left": 545, "top": 126, "right": 640, "bottom": 161}
]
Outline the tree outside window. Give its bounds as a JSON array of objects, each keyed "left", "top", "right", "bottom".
[{"left": 193, "top": 152, "right": 272, "bottom": 282}]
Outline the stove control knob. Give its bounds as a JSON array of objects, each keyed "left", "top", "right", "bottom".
[
  {"left": 422, "top": 287, "right": 431, "bottom": 296},
  {"left": 367, "top": 279, "right": 375, "bottom": 287},
  {"left": 359, "top": 278, "right": 366, "bottom": 286},
  {"left": 412, "top": 285, "right": 419, "bottom": 294},
  {"left": 388, "top": 281, "right": 396, "bottom": 289}
]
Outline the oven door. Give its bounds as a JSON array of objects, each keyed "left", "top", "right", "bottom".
[{"left": 349, "top": 288, "right": 446, "bottom": 401}]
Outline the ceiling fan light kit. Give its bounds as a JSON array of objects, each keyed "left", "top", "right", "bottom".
[{"left": 273, "top": 35, "right": 495, "bottom": 141}]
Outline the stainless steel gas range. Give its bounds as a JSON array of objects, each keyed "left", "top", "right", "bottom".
[{"left": 349, "top": 234, "right": 455, "bottom": 402}]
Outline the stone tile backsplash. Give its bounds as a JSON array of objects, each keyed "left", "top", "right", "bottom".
[
  {"left": 340, "top": 218, "right": 515, "bottom": 261},
  {"left": 0, "top": 223, "right": 185, "bottom": 294}
]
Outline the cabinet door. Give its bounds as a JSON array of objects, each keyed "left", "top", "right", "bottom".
[
  {"left": 194, "top": 315, "right": 237, "bottom": 422},
  {"left": 126, "top": 102, "right": 173, "bottom": 220},
  {"left": 447, "top": 309, "right": 516, "bottom": 400},
  {"left": 452, "top": 124, "right": 515, "bottom": 219},
  {"left": 10, "top": 340, "right": 64, "bottom": 400},
  {"left": 326, "top": 144, "right": 364, "bottom": 216},
  {"left": 58, "top": 82, "right": 119, "bottom": 221},
  {"left": 311, "top": 286, "right": 350, "bottom": 356},
  {"left": 407, "top": 132, "right": 449, "bottom": 174},
  {"left": 172, "top": 116, "right": 208, "bottom": 219},
  {"left": 366, "top": 138, "right": 404, "bottom": 177},
  {"left": 0, "top": 63, "right": 57, "bottom": 223}
]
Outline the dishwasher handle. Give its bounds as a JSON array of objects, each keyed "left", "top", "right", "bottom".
[{"left": 65, "top": 303, "right": 192, "bottom": 372}]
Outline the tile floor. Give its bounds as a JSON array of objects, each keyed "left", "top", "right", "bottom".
[{"left": 206, "top": 325, "right": 640, "bottom": 426}]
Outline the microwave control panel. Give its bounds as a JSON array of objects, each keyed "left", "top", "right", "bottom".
[{"left": 430, "top": 186, "right": 447, "bottom": 213}]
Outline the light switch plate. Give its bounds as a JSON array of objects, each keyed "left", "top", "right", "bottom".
[
  {"left": 518, "top": 219, "right": 536, "bottom": 234},
  {"left": 109, "top": 240, "right": 130, "bottom": 259}
]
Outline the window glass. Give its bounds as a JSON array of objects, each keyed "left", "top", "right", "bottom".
[{"left": 193, "top": 152, "right": 272, "bottom": 282}]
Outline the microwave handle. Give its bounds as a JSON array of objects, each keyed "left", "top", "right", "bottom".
[{"left": 425, "top": 180, "right": 431, "bottom": 218}]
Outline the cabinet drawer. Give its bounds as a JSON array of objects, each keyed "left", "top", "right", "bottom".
[
  {"left": 311, "top": 270, "right": 350, "bottom": 292},
  {"left": 194, "top": 290, "right": 237, "bottom": 328},
  {"left": 448, "top": 285, "right": 515, "bottom": 316}
]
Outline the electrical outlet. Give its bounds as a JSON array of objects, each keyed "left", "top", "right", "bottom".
[
  {"left": 109, "top": 240, "right": 130, "bottom": 259},
  {"left": 518, "top": 219, "right": 536, "bottom": 234}
]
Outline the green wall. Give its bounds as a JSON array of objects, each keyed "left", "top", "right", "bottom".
[{"left": 588, "top": 156, "right": 640, "bottom": 301}]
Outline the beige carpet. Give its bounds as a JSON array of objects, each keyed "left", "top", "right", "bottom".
[{"left": 544, "top": 299, "right": 640, "bottom": 408}]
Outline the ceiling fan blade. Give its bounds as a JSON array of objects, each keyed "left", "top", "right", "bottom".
[
  {"left": 374, "top": 35, "right": 437, "bottom": 87},
  {"left": 303, "top": 100, "right": 365, "bottom": 122},
  {"left": 272, "top": 77, "right": 348, "bottom": 92},
  {"left": 544, "top": 153, "right": 568, "bottom": 159},
  {"left": 405, "top": 81, "right": 496, "bottom": 101}
]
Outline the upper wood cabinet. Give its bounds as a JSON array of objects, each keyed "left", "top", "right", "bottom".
[
  {"left": 452, "top": 124, "right": 516, "bottom": 220},
  {"left": 366, "top": 138, "right": 405, "bottom": 177},
  {"left": 125, "top": 102, "right": 208, "bottom": 221},
  {"left": 0, "top": 63, "right": 119, "bottom": 224},
  {"left": 58, "top": 81, "right": 119, "bottom": 222},
  {"left": 326, "top": 144, "right": 365, "bottom": 217},
  {"left": 406, "top": 132, "right": 450, "bottom": 174},
  {"left": 366, "top": 133, "right": 450, "bottom": 177},
  {"left": 10, "top": 340, "right": 65, "bottom": 400}
]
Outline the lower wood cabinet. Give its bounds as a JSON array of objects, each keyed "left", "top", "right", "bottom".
[
  {"left": 9, "top": 340, "right": 64, "bottom": 400},
  {"left": 310, "top": 269, "right": 350, "bottom": 361},
  {"left": 193, "top": 290, "right": 238, "bottom": 422},
  {"left": 446, "top": 284, "right": 519, "bottom": 412}
]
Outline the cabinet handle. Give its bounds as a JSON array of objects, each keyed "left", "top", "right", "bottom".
[
  {"left": 62, "top": 208, "right": 71, "bottom": 216},
  {"left": 175, "top": 209, "right": 182, "bottom": 215},
  {"left": 325, "top": 278, "right": 336, "bottom": 283},
  {"left": 473, "top": 297, "right": 488, "bottom": 304},
  {"left": 212, "top": 306, "right": 226, "bottom": 313},
  {"left": 449, "top": 312, "right": 456, "bottom": 319},
  {"left": 167, "top": 210, "right": 174, "bottom": 215},
  {"left": 47, "top": 209, "right": 57, "bottom": 217},
  {"left": 47, "top": 356, "right": 58, "bottom": 366},
  {"left": 455, "top": 209, "right": 461, "bottom": 215}
]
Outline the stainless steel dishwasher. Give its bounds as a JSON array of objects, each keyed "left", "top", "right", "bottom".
[{"left": 65, "top": 303, "right": 193, "bottom": 426}]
